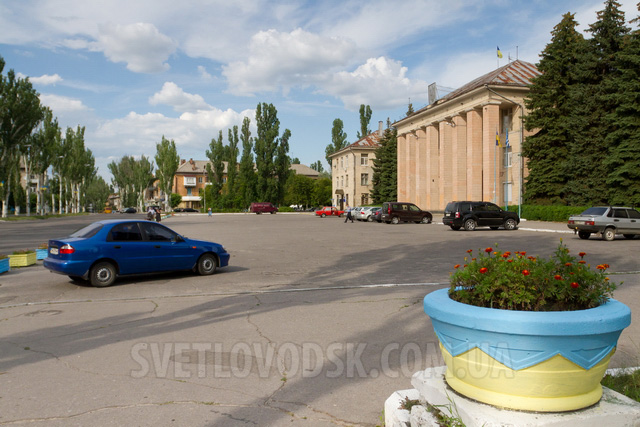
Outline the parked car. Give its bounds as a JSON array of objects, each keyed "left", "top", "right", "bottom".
[
  {"left": 567, "top": 206, "right": 640, "bottom": 241},
  {"left": 120, "top": 207, "right": 137, "bottom": 214},
  {"left": 250, "top": 202, "right": 278, "bottom": 214},
  {"left": 43, "top": 220, "right": 230, "bottom": 287},
  {"left": 381, "top": 202, "right": 432, "bottom": 224},
  {"left": 356, "top": 207, "right": 379, "bottom": 221},
  {"left": 443, "top": 201, "right": 519, "bottom": 231},
  {"left": 183, "top": 208, "right": 199, "bottom": 213},
  {"left": 315, "top": 206, "right": 345, "bottom": 217},
  {"left": 370, "top": 208, "right": 383, "bottom": 223}
]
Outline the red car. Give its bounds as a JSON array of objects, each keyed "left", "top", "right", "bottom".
[{"left": 315, "top": 206, "right": 345, "bottom": 218}]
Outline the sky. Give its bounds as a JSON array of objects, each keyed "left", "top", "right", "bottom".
[{"left": 1, "top": 0, "right": 638, "bottom": 182}]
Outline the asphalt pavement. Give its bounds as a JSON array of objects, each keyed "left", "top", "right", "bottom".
[{"left": 0, "top": 214, "right": 638, "bottom": 426}]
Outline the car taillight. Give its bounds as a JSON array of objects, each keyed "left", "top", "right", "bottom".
[
  {"left": 388, "top": 206, "right": 392, "bottom": 214},
  {"left": 568, "top": 220, "right": 574, "bottom": 225},
  {"left": 585, "top": 221, "right": 595, "bottom": 226},
  {"left": 455, "top": 212, "right": 461, "bottom": 219},
  {"left": 60, "top": 244, "right": 75, "bottom": 254}
]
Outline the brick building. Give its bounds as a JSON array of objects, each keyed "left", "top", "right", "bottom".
[
  {"left": 173, "top": 158, "right": 228, "bottom": 210},
  {"left": 393, "top": 60, "right": 540, "bottom": 211}
]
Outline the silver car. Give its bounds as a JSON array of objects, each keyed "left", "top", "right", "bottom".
[{"left": 567, "top": 206, "right": 640, "bottom": 241}]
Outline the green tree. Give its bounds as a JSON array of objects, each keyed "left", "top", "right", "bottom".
[
  {"left": 132, "top": 155, "right": 153, "bottom": 212},
  {"left": 523, "top": 12, "right": 586, "bottom": 204},
  {"left": 313, "top": 177, "right": 332, "bottom": 206},
  {"left": 565, "top": 0, "right": 629, "bottom": 205},
  {"left": 0, "top": 56, "right": 44, "bottom": 217},
  {"left": 254, "top": 103, "right": 290, "bottom": 204},
  {"left": 357, "top": 104, "right": 372, "bottom": 139},
  {"left": 84, "top": 175, "right": 111, "bottom": 212},
  {"left": 154, "top": 136, "right": 180, "bottom": 211},
  {"left": 604, "top": 7, "right": 640, "bottom": 205},
  {"left": 205, "top": 131, "right": 225, "bottom": 208},
  {"left": 406, "top": 99, "right": 414, "bottom": 116},
  {"left": 30, "top": 107, "right": 61, "bottom": 214},
  {"left": 371, "top": 126, "right": 397, "bottom": 203},
  {"left": 237, "top": 116, "right": 256, "bottom": 208},
  {"left": 225, "top": 126, "right": 240, "bottom": 208},
  {"left": 325, "top": 118, "right": 348, "bottom": 169},
  {"left": 310, "top": 160, "right": 324, "bottom": 173},
  {"left": 285, "top": 173, "right": 315, "bottom": 208}
]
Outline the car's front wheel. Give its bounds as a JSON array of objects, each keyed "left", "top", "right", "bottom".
[
  {"left": 602, "top": 228, "right": 616, "bottom": 241},
  {"left": 90, "top": 262, "right": 117, "bottom": 287},
  {"left": 197, "top": 253, "right": 217, "bottom": 275},
  {"left": 504, "top": 218, "right": 517, "bottom": 230},
  {"left": 463, "top": 218, "right": 477, "bottom": 231},
  {"left": 578, "top": 231, "right": 591, "bottom": 240},
  {"left": 321, "top": 213, "right": 326, "bottom": 218}
]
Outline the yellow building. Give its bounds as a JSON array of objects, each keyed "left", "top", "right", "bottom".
[
  {"left": 329, "top": 123, "right": 383, "bottom": 209},
  {"left": 393, "top": 60, "right": 540, "bottom": 211}
]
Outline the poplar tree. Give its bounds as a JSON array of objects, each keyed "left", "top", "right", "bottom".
[
  {"left": 523, "top": 13, "right": 586, "bottom": 204},
  {"left": 226, "top": 125, "right": 239, "bottom": 207},
  {"left": 154, "top": 136, "right": 180, "bottom": 211},
  {"left": 205, "top": 131, "right": 225, "bottom": 207},
  {"left": 237, "top": 116, "right": 256, "bottom": 207},
  {"left": 357, "top": 104, "right": 372, "bottom": 139},
  {"left": 325, "top": 118, "right": 348, "bottom": 168},
  {"left": 254, "top": 103, "right": 290, "bottom": 204}
]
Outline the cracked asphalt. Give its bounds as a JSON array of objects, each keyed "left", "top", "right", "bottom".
[{"left": 0, "top": 213, "right": 638, "bottom": 426}]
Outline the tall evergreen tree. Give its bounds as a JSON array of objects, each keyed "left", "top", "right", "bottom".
[
  {"left": 226, "top": 125, "right": 240, "bottom": 206},
  {"left": 523, "top": 13, "right": 586, "bottom": 204},
  {"left": 604, "top": 6, "right": 640, "bottom": 205},
  {"left": 565, "top": 0, "right": 629, "bottom": 205},
  {"left": 357, "top": 104, "right": 372, "bottom": 139},
  {"left": 325, "top": 118, "right": 348, "bottom": 169},
  {"left": 154, "top": 135, "right": 180, "bottom": 212},
  {"left": 371, "top": 126, "right": 397, "bottom": 203},
  {"left": 237, "top": 116, "right": 256, "bottom": 208},
  {"left": 205, "top": 131, "right": 225, "bottom": 207},
  {"left": 254, "top": 103, "right": 290, "bottom": 204}
]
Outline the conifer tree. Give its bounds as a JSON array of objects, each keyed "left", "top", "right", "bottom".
[
  {"left": 371, "top": 126, "right": 397, "bottom": 203},
  {"left": 237, "top": 116, "right": 256, "bottom": 208}
]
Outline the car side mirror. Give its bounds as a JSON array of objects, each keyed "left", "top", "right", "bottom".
[{"left": 174, "top": 235, "right": 185, "bottom": 243}]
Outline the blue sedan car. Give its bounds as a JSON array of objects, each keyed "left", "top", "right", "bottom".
[{"left": 44, "top": 220, "right": 230, "bottom": 287}]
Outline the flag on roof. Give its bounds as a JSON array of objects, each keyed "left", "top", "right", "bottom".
[
  {"left": 497, "top": 46, "right": 503, "bottom": 59},
  {"left": 505, "top": 129, "right": 510, "bottom": 147},
  {"left": 495, "top": 130, "right": 501, "bottom": 147}
]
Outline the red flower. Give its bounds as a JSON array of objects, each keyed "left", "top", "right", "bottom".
[
  {"left": 454, "top": 264, "right": 460, "bottom": 269},
  {"left": 554, "top": 275, "right": 562, "bottom": 280},
  {"left": 522, "top": 270, "right": 530, "bottom": 276},
  {"left": 571, "top": 282, "right": 579, "bottom": 289},
  {"left": 507, "top": 259, "right": 513, "bottom": 263},
  {"left": 597, "top": 264, "right": 607, "bottom": 270},
  {"left": 485, "top": 247, "right": 493, "bottom": 253},
  {"left": 502, "top": 253, "right": 509, "bottom": 258},
  {"left": 520, "top": 251, "right": 527, "bottom": 257},
  {"left": 578, "top": 260, "right": 586, "bottom": 264},
  {"left": 479, "top": 267, "right": 488, "bottom": 274},
  {"left": 565, "top": 262, "right": 572, "bottom": 267},
  {"left": 466, "top": 249, "right": 473, "bottom": 254},
  {"left": 579, "top": 252, "right": 586, "bottom": 258}
]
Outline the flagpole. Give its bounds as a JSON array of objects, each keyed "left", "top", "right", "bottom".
[{"left": 494, "top": 130, "right": 497, "bottom": 204}]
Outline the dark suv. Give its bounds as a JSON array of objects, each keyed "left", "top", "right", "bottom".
[
  {"left": 443, "top": 201, "right": 519, "bottom": 231},
  {"left": 381, "top": 202, "right": 433, "bottom": 224}
]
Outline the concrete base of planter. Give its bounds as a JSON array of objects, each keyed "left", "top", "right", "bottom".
[
  {"left": 8, "top": 252, "right": 37, "bottom": 267},
  {"left": 384, "top": 366, "right": 640, "bottom": 427}
]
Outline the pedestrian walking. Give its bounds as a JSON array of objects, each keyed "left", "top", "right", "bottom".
[
  {"left": 344, "top": 205, "right": 354, "bottom": 223},
  {"left": 208, "top": 207, "right": 212, "bottom": 218},
  {"left": 155, "top": 207, "right": 161, "bottom": 222}
]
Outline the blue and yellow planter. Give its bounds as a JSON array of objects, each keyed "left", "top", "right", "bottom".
[
  {"left": 0, "top": 258, "right": 9, "bottom": 274},
  {"left": 36, "top": 248, "right": 48, "bottom": 260},
  {"left": 424, "top": 288, "right": 631, "bottom": 412}
]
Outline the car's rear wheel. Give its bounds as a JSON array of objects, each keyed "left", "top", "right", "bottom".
[
  {"left": 421, "top": 215, "right": 432, "bottom": 224},
  {"left": 602, "top": 228, "right": 616, "bottom": 241},
  {"left": 197, "top": 253, "right": 217, "bottom": 275},
  {"left": 367, "top": 216, "right": 373, "bottom": 222},
  {"left": 90, "top": 262, "right": 116, "bottom": 287},
  {"left": 463, "top": 218, "right": 477, "bottom": 231},
  {"left": 391, "top": 216, "right": 400, "bottom": 224},
  {"left": 450, "top": 225, "right": 461, "bottom": 231},
  {"left": 503, "top": 218, "right": 517, "bottom": 230},
  {"left": 321, "top": 213, "right": 326, "bottom": 218},
  {"left": 623, "top": 234, "right": 636, "bottom": 239},
  {"left": 578, "top": 231, "right": 591, "bottom": 240}
]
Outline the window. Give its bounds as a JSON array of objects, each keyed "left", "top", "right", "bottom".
[
  {"left": 340, "top": 158, "right": 343, "bottom": 168},
  {"left": 141, "top": 222, "right": 177, "bottom": 241},
  {"left": 345, "top": 156, "right": 348, "bottom": 168},
  {"left": 198, "top": 177, "right": 203, "bottom": 183},
  {"left": 340, "top": 176, "right": 344, "bottom": 187},
  {"left": 346, "top": 175, "right": 349, "bottom": 187},
  {"left": 184, "top": 176, "right": 196, "bottom": 186},
  {"left": 361, "top": 194, "right": 368, "bottom": 205},
  {"left": 361, "top": 154, "right": 368, "bottom": 166},
  {"left": 187, "top": 188, "right": 192, "bottom": 196},
  {"left": 627, "top": 209, "right": 640, "bottom": 219},
  {"left": 361, "top": 173, "right": 369, "bottom": 186},
  {"left": 504, "top": 146, "right": 512, "bottom": 168},
  {"left": 108, "top": 223, "right": 143, "bottom": 242}
]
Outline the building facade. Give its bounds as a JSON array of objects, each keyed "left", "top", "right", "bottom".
[
  {"left": 393, "top": 60, "right": 540, "bottom": 211},
  {"left": 173, "top": 159, "right": 228, "bottom": 210},
  {"left": 329, "top": 123, "right": 383, "bottom": 209}
]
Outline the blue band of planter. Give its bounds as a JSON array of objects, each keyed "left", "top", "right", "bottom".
[{"left": 424, "top": 288, "right": 631, "bottom": 370}]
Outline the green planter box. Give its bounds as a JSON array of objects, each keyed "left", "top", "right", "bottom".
[
  {"left": 8, "top": 252, "right": 37, "bottom": 267},
  {"left": 0, "top": 258, "right": 9, "bottom": 274}
]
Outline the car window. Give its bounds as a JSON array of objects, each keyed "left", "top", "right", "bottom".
[
  {"left": 108, "top": 223, "right": 143, "bottom": 241},
  {"left": 409, "top": 205, "right": 420, "bottom": 212},
  {"left": 613, "top": 209, "right": 628, "bottom": 219},
  {"left": 69, "top": 223, "right": 103, "bottom": 238},
  {"left": 460, "top": 203, "right": 471, "bottom": 212},
  {"left": 582, "top": 207, "right": 608, "bottom": 216},
  {"left": 141, "top": 222, "right": 177, "bottom": 241},
  {"left": 485, "top": 203, "right": 501, "bottom": 212},
  {"left": 626, "top": 209, "right": 640, "bottom": 219}
]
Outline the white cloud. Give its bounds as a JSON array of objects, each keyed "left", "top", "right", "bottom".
[
  {"left": 321, "top": 57, "right": 429, "bottom": 110},
  {"left": 29, "top": 73, "right": 63, "bottom": 86},
  {"left": 198, "top": 65, "right": 213, "bottom": 80},
  {"left": 39, "top": 94, "right": 90, "bottom": 112},
  {"left": 149, "top": 82, "right": 211, "bottom": 113},
  {"left": 223, "top": 28, "right": 357, "bottom": 95},
  {"left": 95, "top": 22, "right": 177, "bottom": 73}
]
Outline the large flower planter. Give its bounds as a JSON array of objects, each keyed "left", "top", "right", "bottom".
[
  {"left": 423, "top": 288, "right": 631, "bottom": 412},
  {"left": 0, "top": 258, "right": 9, "bottom": 274},
  {"left": 8, "top": 252, "right": 37, "bottom": 268},
  {"left": 36, "top": 249, "right": 48, "bottom": 260}
]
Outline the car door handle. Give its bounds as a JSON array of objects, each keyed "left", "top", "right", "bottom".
[
  {"left": 114, "top": 245, "right": 121, "bottom": 249},
  {"left": 155, "top": 245, "right": 161, "bottom": 248},
  {"left": 614, "top": 219, "right": 619, "bottom": 222}
]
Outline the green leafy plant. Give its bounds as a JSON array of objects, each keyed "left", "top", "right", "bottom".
[
  {"left": 0, "top": 254, "right": 7, "bottom": 260},
  {"left": 12, "top": 249, "right": 35, "bottom": 255},
  {"left": 449, "top": 241, "right": 616, "bottom": 311},
  {"left": 37, "top": 242, "right": 48, "bottom": 249}
]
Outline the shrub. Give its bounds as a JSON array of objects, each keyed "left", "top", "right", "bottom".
[
  {"left": 449, "top": 241, "right": 616, "bottom": 311},
  {"left": 12, "top": 249, "right": 35, "bottom": 255},
  {"left": 506, "top": 205, "right": 588, "bottom": 222}
]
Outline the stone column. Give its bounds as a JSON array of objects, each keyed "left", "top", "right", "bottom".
[
  {"left": 426, "top": 124, "right": 439, "bottom": 211},
  {"left": 438, "top": 121, "right": 453, "bottom": 210},
  {"left": 416, "top": 127, "right": 427, "bottom": 210},
  {"left": 397, "top": 133, "right": 407, "bottom": 201},
  {"left": 466, "top": 108, "right": 483, "bottom": 201},
  {"left": 451, "top": 115, "right": 467, "bottom": 201},
  {"left": 408, "top": 131, "right": 417, "bottom": 204},
  {"left": 482, "top": 102, "right": 501, "bottom": 203}
]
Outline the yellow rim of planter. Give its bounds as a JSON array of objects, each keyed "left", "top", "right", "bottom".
[{"left": 441, "top": 344, "right": 613, "bottom": 412}]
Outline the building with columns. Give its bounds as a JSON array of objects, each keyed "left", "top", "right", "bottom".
[{"left": 393, "top": 60, "right": 541, "bottom": 211}]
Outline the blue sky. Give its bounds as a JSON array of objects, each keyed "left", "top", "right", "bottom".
[{"left": 1, "top": 0, "right": 638, "bottom": 181}]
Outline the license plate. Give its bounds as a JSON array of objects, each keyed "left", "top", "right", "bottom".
[
  {"left": 50, "top": 248, "right": 58, "bottom": 255},
  {"left": 574, "top": 221, "right": 585, "bottom": 225}
]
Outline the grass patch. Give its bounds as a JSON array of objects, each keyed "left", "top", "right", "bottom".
[
  {"left": 0, "top": 213, "right": 90, "bottom": 221},
  {"left": 602, "top": 369, "right": 640, "bottom": 402}
]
